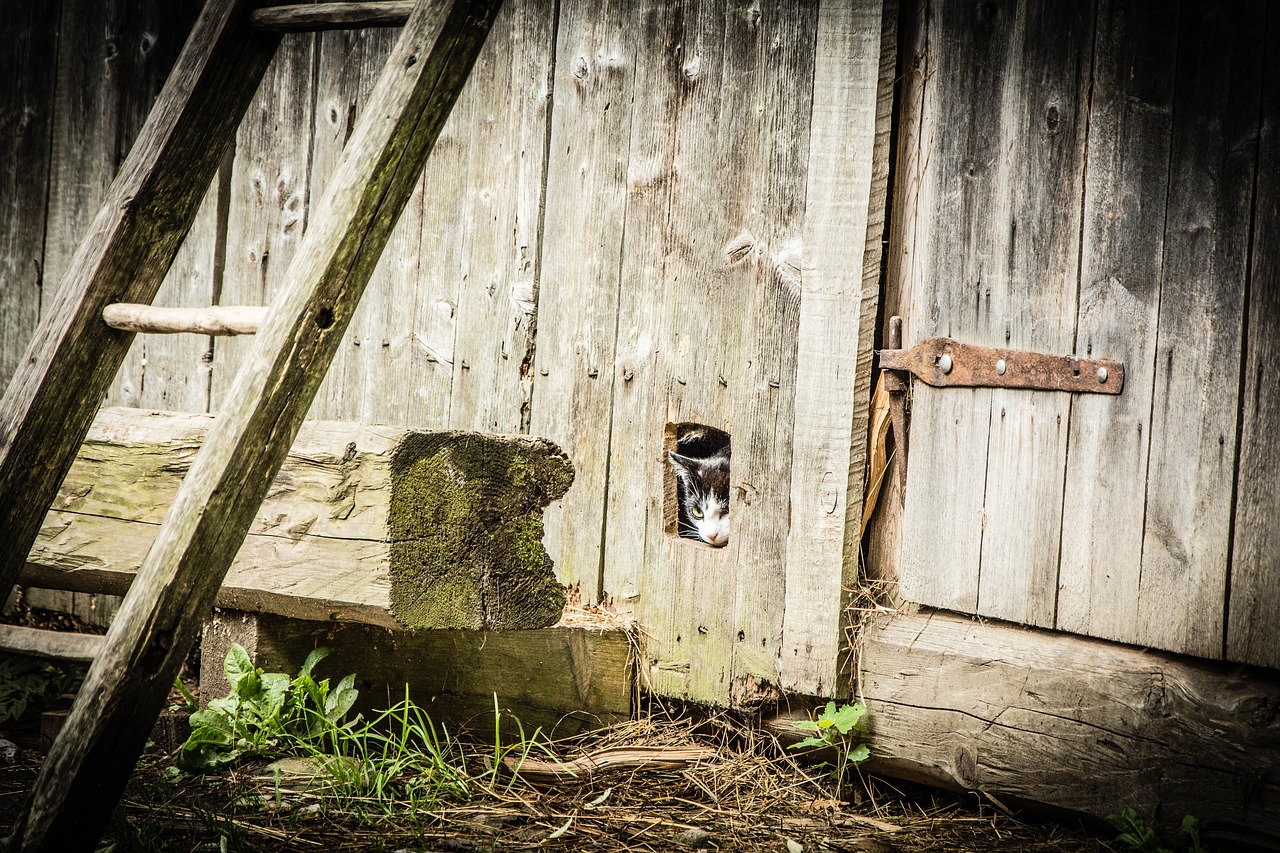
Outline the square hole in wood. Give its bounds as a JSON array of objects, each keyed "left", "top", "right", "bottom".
[{"left": 664, "top": 422, "right": 731, "bottom": 548}]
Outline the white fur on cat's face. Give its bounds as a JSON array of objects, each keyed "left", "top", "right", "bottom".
[
  {"left": 670, "top": 450, "right": 731, "bottom": 547},
  {"left": 683, "top": 486, "right": 729, "bottom": 546}
]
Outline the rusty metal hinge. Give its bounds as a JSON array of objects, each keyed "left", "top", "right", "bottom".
[{"left": 877, "top": 316, "right": 1125, "bottom": 500}]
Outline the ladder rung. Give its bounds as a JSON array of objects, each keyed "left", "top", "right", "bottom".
[
  {"left": 103, "top": 303, "right": 266, "bottom": 336},
  {"left": 251, "top": 1, "right": 413, "bottom": 33},
  {"left": 0, "top": 624, "right": 103, "bottom": 663}
]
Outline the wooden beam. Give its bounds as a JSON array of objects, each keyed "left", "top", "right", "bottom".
[
  {"left": 202, "top": 609, "right": 633, "bottom": 739},
  {"left": 861, "top": 609, "right": 1280, "bottom": 849},
  {"left": 0, "top": 0, "right": 280, "bottom": 606},
  {"left": 0, "top": 625, "right": 101, "bottom": 664},
  {"left": 101, "top": 303, "right": 267, "bottom": 335},
  {"left": 24, "top": 406, "right": 572, "bottom": 631},
  {"left": 251, "top": 2, "right": 414, "bottom": 32},
  {"left": 6, "top": 1, "right": 501, "bottom": 848}
]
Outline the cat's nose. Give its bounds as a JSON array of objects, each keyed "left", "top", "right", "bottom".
[{"left": 706, "top": 532, "right": 719, "bottom": 542}]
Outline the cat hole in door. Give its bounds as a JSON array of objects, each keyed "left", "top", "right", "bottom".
[{"left": 664, "top": 422, "right": 731, "bottom": 548}]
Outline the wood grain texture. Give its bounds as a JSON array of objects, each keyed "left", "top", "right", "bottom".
[
  {"left": 308, "top": 24, "right": 412, "bottom": 423},
  {"left": 42, "top": 0, "right": 205, "bottom": 302},
  {"left": 252, "top": 2, "right": 415, "bottom": 32},
  {"left": 23, "top": 406, "right": 569, "bottom": 630},
  {"left": 900, "top": 0, "right": 1094, "bottom": 627},
  {"left": 1056, "top": 0, "right": 1179, "bottom": 645},
  {"left": 1133, "top": 2, "right": 1264, "bottom": 657},
  {"left": 8, "top": 2, "right": 500, "bottom": 847},
  {"left": 779, "top": 0, "right": 887, "bottom": 696},
  {"left": 204, "top": 609, "right": 633, "bottom": 738},
  {"left": 103, "top": 303, "right": 266, "bottom": 335},
  {"left": 108, "top": 173, "right": 223, "bottom": 411},
  {"left": 600, "top": 0, "right": 817, "bottom": 702},
  {"left": 1226, "top": 8, "right": 1280, "bottom": 670},
  {"left": 0, "top": 0, "right": 281, "bottom": 611},
  {"left": 0, "top": 625, "right": 103, "bottom": 664},
  {"left": 443, "top": 0, "right": 553, "bottom": 435},
  {"left": 862, "top": 609, "right": 1280, "bottom": 849},
  {"left": 209, "top": 27, "right": 318, "bottom": 411},
  {"left": 529, "top": 0, "right": 638, "bottom": 600},
  {"left": 0, "top": 0, "right": 57, "bottom": 391},
  {"left": 867, "top": 0, "right": 927, "bottom": 595}
]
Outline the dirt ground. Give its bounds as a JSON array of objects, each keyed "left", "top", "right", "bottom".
[{"left": 0, "top": 710, "right": 1119, "bottom": 853}]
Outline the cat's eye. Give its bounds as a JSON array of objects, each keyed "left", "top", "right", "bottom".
[{"left": 691, "top": 507, "right": 704, "bottom": 519}]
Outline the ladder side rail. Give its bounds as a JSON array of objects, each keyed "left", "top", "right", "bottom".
[
  {"left": 6, "top": 0, "right": 502, "bottom": 848},
  {"left": 0, "top": 0, "right": 280, "bottom": 596}
]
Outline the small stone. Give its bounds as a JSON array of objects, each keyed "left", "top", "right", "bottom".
[
  {"left": 676, "top": 828, "right": 713, "bottom": 848},
  {"left": 0, "top": 739, "right": 18, "bottom": 765}
]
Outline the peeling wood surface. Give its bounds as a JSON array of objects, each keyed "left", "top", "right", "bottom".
[{"left": 862, "top": 610, "right": 1280, "bottom": 848}]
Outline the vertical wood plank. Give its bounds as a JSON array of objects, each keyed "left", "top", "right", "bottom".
[
  {"left": 210, "top": 31, "right": 318, "bottom": 411},
  {"left": 900, "top": 0, "right": 1093, "bottom": 626},
  {"left": 779, "top": 0, "right": 887, "bottom": 696},
  {"left": 1228, "top": 8, "right": 1280, "bottom": 669},
  {"left": 445, "top": 0, "right": 554, "bottom": 434},
  {"left": 1135, "top": 1, "right": 1264, "bottom": 657},
  {"left": 43, "top": 0, "right": 204, "bottom": 303},
  {"left": 602, "top": 0, "right": 818, "bottom": 702},
  {"left": 0, "top": 0, "right": 58, "bottom": 390},
  {"left": 307, "top": 25, "right": 407, "bottom": 423},
  {"left": 1056, "top": 0, "right": 1179, "bottom": 643},
  {"left": 529, "top": 0, "right": 638, "bottom": 599}
]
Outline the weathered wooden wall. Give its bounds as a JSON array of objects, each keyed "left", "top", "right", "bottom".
[
  {"left": 0, "top": 0, "right": 890, "bottom": 704},
  {"left": 882, "top": 0, "right": 1280, "bottom": 669}
]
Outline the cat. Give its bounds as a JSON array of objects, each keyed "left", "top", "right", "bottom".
[{"left": 669, "top": 426, "right": 731, "bottom": 548}]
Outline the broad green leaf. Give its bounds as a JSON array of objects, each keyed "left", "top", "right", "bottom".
[
  {"left": 829, "top": 703, "right": 867, "bottom": 734},
  {"left": 791, "top": 720, "right": 819, "bottom": 732},
  {"left": 224, "top": 644, "right": 255, "bottom": 690},
  {"left": 325, "top": 673, "right": 359, "bottom": 722},
  {"left": 848, "top": 743, "right": 871, "bottom": 764},
  {"left": 298, "top": 646, "right": 331, "bottom": 679}
]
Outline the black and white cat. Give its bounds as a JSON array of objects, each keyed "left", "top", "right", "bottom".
[{"left": 669, "top": 426, "right": 731, "bottom": 548}]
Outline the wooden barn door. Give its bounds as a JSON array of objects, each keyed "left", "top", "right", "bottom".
[{"left": 888, "top": 0, "right": 1280, "bottom": 668}]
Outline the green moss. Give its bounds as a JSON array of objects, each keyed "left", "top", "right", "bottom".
[{"left": 387, "top": 432, "right": 572, "bottom": 630}]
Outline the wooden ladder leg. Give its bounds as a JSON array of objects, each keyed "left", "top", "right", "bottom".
[
  {"left": 5, "top": 1, "right": 502, "bottom": 849},
  {"left": 0, "top": 0, "right": 280, "bottom": 599}
]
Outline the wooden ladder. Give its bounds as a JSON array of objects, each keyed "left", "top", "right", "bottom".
[{"left": 0, "top": 1, "right": 500, "bottom": 848}]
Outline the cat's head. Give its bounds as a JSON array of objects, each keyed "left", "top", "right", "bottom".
[{"left": 669, "top": 448, "right": 730, "bottom": 547}]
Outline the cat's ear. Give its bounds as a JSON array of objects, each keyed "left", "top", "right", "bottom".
[{"left": 668, "top": 450, "right": 696, "bottom": 478}]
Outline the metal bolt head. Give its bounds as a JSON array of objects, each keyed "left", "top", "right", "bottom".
[
  {"left": 995, "top": 358, "right": 1006, "bottom": 376},
  {"left": 1097, "top": 366, "right": 1108, "bottom": 384},
  {"left": 939, "top": 353, "right": 953, "bottom": 374}
]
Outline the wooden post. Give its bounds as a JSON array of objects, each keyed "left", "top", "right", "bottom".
[
  {"left": 0, "top": 0, "right": 280, "bottom": 604},
  {"left": 5, "top": 0, "right": 501, "bottom": 848}
]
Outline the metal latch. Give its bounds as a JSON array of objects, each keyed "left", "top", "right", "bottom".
[{"left": 876, "top": 316, "right": 1124, "bottom": 499}]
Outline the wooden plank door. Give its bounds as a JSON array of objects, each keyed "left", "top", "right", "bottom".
[{"left": 891, "top": 0, "right": 1275, "bottom": 664}]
